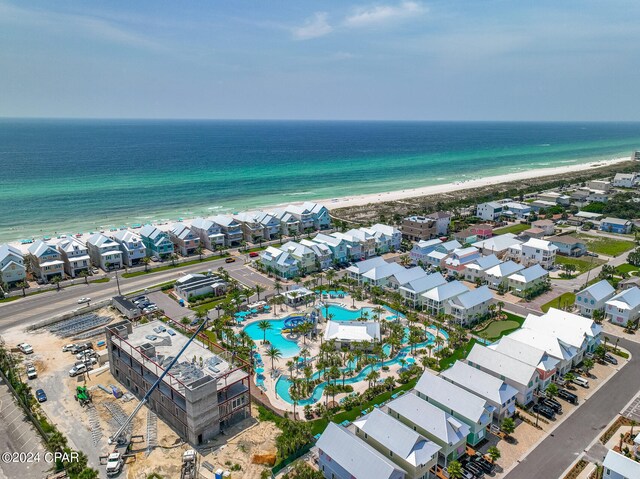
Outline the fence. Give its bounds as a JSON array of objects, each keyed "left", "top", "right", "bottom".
[{"left": 270, "top": 442, "right": 315, "bottom": 477}]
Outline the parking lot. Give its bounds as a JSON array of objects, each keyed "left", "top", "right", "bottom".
[{"left": 0, "top": 378, "right": 49, "bottom": 479}]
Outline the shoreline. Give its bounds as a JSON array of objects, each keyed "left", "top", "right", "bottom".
[{"left": 4, "top": 155, "right": 633, "bottom": 252}]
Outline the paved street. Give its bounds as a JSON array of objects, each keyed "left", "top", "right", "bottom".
[{"left": 504, "top": 334, "right": 640, "bottom": 479}]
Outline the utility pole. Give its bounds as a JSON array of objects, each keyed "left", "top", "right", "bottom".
[{"left": 115, "top": 270, "right": 122, "bottom": 295}]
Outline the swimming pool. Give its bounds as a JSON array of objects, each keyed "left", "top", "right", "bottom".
[
  {"left": 322, "top": 304, "right": 404, "bottom": 322},
  {"left": 243, "top": 319, "right": 301, "bottom": 358}
]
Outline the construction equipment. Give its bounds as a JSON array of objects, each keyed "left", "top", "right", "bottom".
[
  {"left": 181, "top": 449, "right": 199, "bottom": 479},
  {"left": 75, "top": 386, "right": 92, "bottom": 407},
  {"left": 105, "top": 452, "right": 123, "bottom": 477},
  {"left": 108, "top": 318, "right": 210, "bottom": 446}
]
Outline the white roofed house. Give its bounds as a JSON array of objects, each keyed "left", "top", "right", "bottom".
[
  {"left": 316, "top": 423, "right": 407, "bottom": 479},
  {"left": 280, "top": 241, "right": 317, "bottom": 274},
  {"left": 446, "top": 285, "right": 495, "bottom": 326},
  {"left": 466, "top": 344, "right": 541, "bottom": 405},
  {"left": 312, "top": 233, "right": 349, "bottom": 264},
  {"left": 0, "top": 244, "right": 26, "bottom": 288},
  {"left": 386, "top": 266, "right": 429, "bottom": 291},
  {"left": 259, "top": 247, "right": 299, "bottom": 279},
  {"left": 301, "top": 202, "right": 331, "bottom": 229},
  {"left": 507, "top": 328, "right": 577, "bottom": 376},
  {"left": 174, "top": 273, "right": 227, "bottom": 301},
  {"left": 399, "top": 272, "right": 447, "bottom": 307},
  {"left": 270, "top": 209, "right": 300, "bottom": 237},
  {"left": 426, "top": 211, "right": 452, "bottom": 236},
  {"left": 324, "top": 320, "right": 381, "bottom": 350},
  {"left": 484, "top": 261, "right": 524, "bottom": 290},
  {"left": 472, "top": 233, "right": 522, "bottom": 258},
  {"left": 210, "top": 215, "right": 244, "bottom": 247},
  {"left": 139, "top": 225, "right": 175, "bottom": 258},
  {"left": 490, "top": 336, "right": 560, "bottom": 391},
  {"left": 56, "top": 237, "right": 91, "bottom": 278},
  {"left": 506, "top": 264, "right": 549, "bottom": 298},
  {"left": 409, "top": 239, "right": 442, "bottom": 264},
  {"left": 512, "top": 238, "right": 558, "bottom": 269},
  {"left": 342, "top": 228, "right": 377, "bottom": 258},
  {"left": 255, "top": 212, "right": 281, "bottom": 240},
  {"left": 602, "top": 449, "right": 640, "bottom": 479},
  {"left": 190, "top": 218, "right": 226, "bottom": 251},
  {"left": 111, "top": 230, "right": 147, "bottom": 267},
  {"left": 331, "top": 231, "right": 363, "bottom": 261},
  {"left": 86, "top": 233, "right": 123, "bottom": 271},
  {"left": 168, "top": 223, "right": 200, "bottom": 256},
  {"left": 476, "top": 201, "right": 504, "bottom": 221},
  {"left": 443, "top": 246, "right": 481, "bottom": 276},
  {"left": 353, "top": 409, "right": 441, "bottom": 479},
  {"left": 605, "top": 286, "right": 640, "bottom": 327},
  {"left": 463, "top": 254, "right": 501, "bottom": 283},
  {"left": 421, "top": 281, "right": 469, "bottom": 315},
  {"left": 362, "top": 261, "right": 406, "bottom": 288},
  {"left": 346, "top": 256, "right": 387, "bottom": 284},
  {"left": 575, "top": 279, "right": 616, "bottom": 318},
  {"left": 233, "top": 211, "right": 267, "bottom": 243},
  {"left": 440, "top": 361, "right": 518, "bottom": 422},
  {"left": 284, "top": 204, "right": 315, "bottom": 233},
  {"left": 368, "top": 223, "right": 402, "bottom": 252},
  {"left": 414, "top": 372, "right": 493, "bottom": 446},
  {"left": 386, "top": 392, "right": 470, "bottom": 466},
  {"left": 424, "top": 240, "right": 462, "bottom": 268},
  {"left": 300, "top": 239, "right": 333, "bottom": 270},
  {"left": 612, "top": 172, "right": 638, "bottom": 188},
  {"left": 28, "top": 240, "right": 65, "bottom": 282},
  {"left": 502, "top": 201, "right": 531, "bottom": 219}
]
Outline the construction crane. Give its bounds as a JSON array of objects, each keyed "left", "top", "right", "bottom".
[{"left": 108, "top": 318, "right": 210, "bottom": 445}]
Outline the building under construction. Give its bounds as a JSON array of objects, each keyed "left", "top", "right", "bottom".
[{"left": 105, "top": 319, "right": 250, "bottom": 445}]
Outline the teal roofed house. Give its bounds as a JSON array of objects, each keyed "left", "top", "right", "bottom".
[{"left": 140, "top": 225, "right": 174, "bottom": 258}]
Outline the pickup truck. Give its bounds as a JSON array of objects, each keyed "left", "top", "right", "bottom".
[
  {"left": 105, "top": 452, "right": 123, "bottom": 476},
  {"left": 26, "top": 365, "right": 37, "bottom": 380},
  {"left": 18, "top": 343, "right": 34, "bottom": 354}
]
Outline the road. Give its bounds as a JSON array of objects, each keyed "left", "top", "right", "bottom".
[
  {"left": 0, "top": 257, "right": 274, "bottom": 332},
  {"left": 504, "top": 334, "right": 640, "bottom": 479}
]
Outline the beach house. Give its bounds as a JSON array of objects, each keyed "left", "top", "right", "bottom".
[
  {"left": 605, "top": 286, "right": 640, "bottom": 326},
  {"left": 549, "top": 236, "right": 587, "bottom": 257},
  {"left": 446, "top": 286, "right": 494, "bottom": 326},
  {"left": 316, "top": 423, "right": 407, "bottom": 479},
  {"left": 353, "top": 409, "right": 441, "bottom": 479},
  {"left": 587, "top": 180, "right": 611, "bottom": 192},
  {"left": 324, "top": 320, "right": 381, "bottom": 350},
  {"left": 484, "top": 261, "right": 524, "bottom": 290},
  {"left": 440, "top": 361, "right": 518, "bottom": 422},
  {"left": 346, "top": 256, "right": 387, "bottom": 284},
  {"left": 472, "top": 233, "right": 522, "bottom": 258},
  {"left": 426, "top": 211, "right": 452, "bottom": 236},
  {"left": 331, "top": 231, "right": 364, "bottom": 260},
  {"left": 399, "top": 272, "right": 447, "bottom": 307},
  {"left": 502, "top": 202, "right": 531, "bottom": 219},
  {"left": 298, "top": 202, "right": 331, "bottom": 230},
  {"left": 453, "top": 228, "right": 478, "bottom": 245},
  {"left": 531, "top": 219, "right": 556, "bottom": 236},
  {"left": 466, "top": 344, "right": 540, "bottom": 405},
  {"left": 255, "top": 212, "right": 281, "bottom": 240},
  {"left": 409, "top": 239, "right": 442, "bottom": 264},
  {"left": 56, "top": 237, "right": 91, "bottom": 278},
  {"left": 86, "top": 234, "right": 123, "bottom": 271},
  {"left": 602, "top": 449, "right": 640, "bottom": 479},
  {"left": 401, "top": 215, "right": 438, "bottom": 241},
  {"left": 506, "top": 264, "right": 549, "bottom": 298},
  {"left": 575, "top": 280, "right": 616, "bottom": 318},
  {"left": 270, "top": 209, "right": 301, "bottom": 237},
  {"left": 443, "top": 247, "right": 481, "bottom": 275},
  {"left": 368, "top": 224, "right": 402, "bottom": 252},
  {"left": 511, "top": 238, "right": 558, "bottom": 269},
  {"left": 173, "top": 273, "right": 227, "bottom": 301},
  {"left": 279, "top": 241, "right": 317, "bottom": 274},
  {"left": 463, "top": 254, "right": 502, "bottom": 283},
  {"left": 27, "top": 240, "right": 65, "bottom": 283},
  {"left": 168, "top": 223, "right": 200, "bottom": 256},
  {"left": 139, "top": 225, "right": 175, "bottom": 258},
  {"left": 421, "top": 281, "right": 469, "bottom": 315},
  {"left": 612, "top": 172, "right": 638, "bottom": 188},
  {"left": 600, "top": 217, "right": 632, "bottom": 234},
  {"left": 414, "top": 372, "right": 493, "bottom": 446},
  {"left": 341, "top": 228, "right": 377, "bottom": 258},
  {"left": 0, "top": 244, "right": 26, "bottom": 288},
  {"left": 490, "top": 336, "right": 559, "bottom": 392},
  {"left": 282, "top": 204, "right": 315, "bottom": 233},
  {"left": 232, "top": 212, "right": 268, "bottom": 243},
  {"left": 424, "top": 240, "right": 462, "bottom": 268},
  {"left": 111, "top": 230, "right": 147, "bottom": 267},
  {"left": 387, "top": 392, "right": 470, "bottom": 467},
  {"left": 210, "top": 216, "right": 244, "bottom": 246},
  {"left": 361, "top": 262, "right": 407, "bottom": 288},
  {"left": 190, "top": 218, "right": 226, "bottom": 251},
  {"left": 476, "top": 202, "right": 504, "bottom": 221},
  {"left": 312, "top": 233, "right": 349, "bottom": 264},
  {"left": 507, "top": 328, "right": 577, "bottom": 377},
  {"left": 469, "top": 223, "right": 493, "bottom": 240},
  {"left": 386, "top": 266, "right": 429, "bottom": 291},
  {"left": 299, "top": 239, "right": 333, "bottom": 270},
  {"left": 259, "top": 247, "right": 299, "bottom": 278}
]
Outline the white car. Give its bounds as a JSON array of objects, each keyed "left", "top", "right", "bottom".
[
  {"left": 76, "top": 349, "right": 96, "bottom": 361},
  {"left": 69, "top": 363, "right": 87, "bottom": 377},
  {"left": 18, "top": 343, "right": 34, "bottom": 354},
  {"left": 105, "top": 452, "right": 123, "bottom": 476},
  {"left": 77, "top": 297, "right": 91, "bottom": 304},
  {"left": 62, "top": 343, "right": 78, "bottom": 352},
  {"left": 26, "top": 365, "right": 37, "bottom": 380}
]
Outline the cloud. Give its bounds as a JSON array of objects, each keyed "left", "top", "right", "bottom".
[
  {"left": 344, "top": 1, "right": 426, "bottom": 27},
  {"left": 292, "top": 12, "right": 333, "bottom": 40}
]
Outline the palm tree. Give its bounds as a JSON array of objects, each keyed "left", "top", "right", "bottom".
[
  {"left": 169, "top": 253, "right": 178, "bottom": 267},
  {"left": 501, "top": 417, "right": 516, "bottom": 438},
  {"left": 266, "top": 346, "right": 282, "bottom": 370},
  {"left": 142, "top": 256, "right": 151, "bottom": 272},
  {"left": 51, "top": 275, "right": 62, "bottom": 291},
  {"left": 257, "top": 320, "right": 271, "bottom": 343},
  {"left": 17, "top": 281, "right": 28, "bottom": 297},
  {"left": 487, "top": 446, "right": 501, "bottom": 463},
  {"left": 273, "top": 280, "right": 282, "bottom": 295},
  {"left": 79, "top": 271, "right": 89, "bottom": 285},
  {"left": 447, "top": 460, "right": 464, "bottom": 479},
  {"left": 366, "top": 370, "right": 380, "bottom": 388},
  {"left": 254, "top": 284, "right": 265, "bottom": 301},
  {"left": 195, "top": 245, "right": 204, "bottom": 261}
]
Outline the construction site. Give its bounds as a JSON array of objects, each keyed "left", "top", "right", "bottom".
[{"left": 3, "top": 303, "right": 279, "bottom": 479}]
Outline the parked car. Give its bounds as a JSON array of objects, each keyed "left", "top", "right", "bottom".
[
  {"left": 62, "top": 343, "right": 78, "bottom": 352},
  {"left": 26, "top": 365, "right": 37, "bottom": 380},
  {"left": 249, "top": 252, "right": 259, "bottom": 257},
  {"left": 76, "top": 349, "right": 96, "bottom": 361},
  {"left": 77, "top": 297, "right": 91, "bottom": 304},
  {"left": 532, "top": 403, "right": 556, "bottom": 420},
  {"left": 150, "top": 255, "right": 160, "bottom": 262},
  {"left": 35, "top": 389, "right": 47, "bottom": 402},
  {"left": 604, "top": 353, "right": 618, "bottom": 365},
  {"left": 554, "top": 376, "right": 566, "bottom": 387},
  {"left": 152, "top": 325, "right": 167, "bottom": 334},
  {"left": 464, "top": 461, "right": 485, "bottom": 477},
  {"left": 225, "top": 257, "right": 236, "bottom": 263},
  {"left": 543, "top": 398, "right": 562, "bottom": 413},
  {"left": 133, "top": 296, "right": 148, "bottom": 304},
  {"left": 471, "top": 455, "right": 495, "bottom": 474},
  {"left": 18, "top": 343, "right": 34, "bottom": 354},
  {"left": 167, "top": 329, "right": 176, "bottom": 336},
  {"left": 460, "top": 466, "right": 478, "bottom": 479},
  {"left": 91, "top": 267, "right": 99, "bottom": 274},
  {"left": 573, "top": 376, "right": 589, "bottom": 388},
  {"left": 69, "top": 364, "right": 88, "bottom": 377},
  {"left": 557, "top": 389, "right": 578, "bottom": 405},
  {"left": 70, "top": 342, "right": 93, "bottom": 354}
]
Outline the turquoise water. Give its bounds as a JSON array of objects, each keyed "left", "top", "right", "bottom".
[
  {"left": 2, "top": 120, "right": 640, "bottom": 242},
  {"left": 243, "top": 319, "right": 301, "bottom": 358},
  {"left": 322, "top": 304, "right": 404, "bottom": 322}
]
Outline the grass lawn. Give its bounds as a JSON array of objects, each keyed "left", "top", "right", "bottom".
[
  {"left": 192, "top": 298, "right": 227, "bottom": 315},
  {"left": 574, "top": 234, "right": 635, "bottom": 257},
  {"left": 493, "top": 223, "right": 530, "bottom": 235},
  {"left": 438, "top": 338, "right": 478, "bottom": 371},
  {"left": 122, "top": 254, "right": 226, "bottom": 278},
  {"left": 541, "top": 292, "right": 576, "bottom": 313},
  {"left": 89, "top": 277, "right": 110, "bottom": 284},
  {"left": 0, "top": 296, "right": 21, "bottom": 303},
  {"left": 556, "top": 255, "right": 605, "bottom": 274},
  {"left": 475, "top": 313, "right": 525, "bottom": 341},
  {"left": 616, "top": 264, "right": 640, "bottom": 275}
]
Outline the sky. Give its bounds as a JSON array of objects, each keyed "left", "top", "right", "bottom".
[{"left": 1, "top": 0, "right": 639, "bottom": 121}]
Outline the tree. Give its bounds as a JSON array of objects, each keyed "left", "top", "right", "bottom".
[
  {"left": 592, "top": 308, "right": 605, "bottom": 324},
  {"left": 487, "top": 446, "right": 501, "bottom": 463},
  {"left": 17, "top": 281, "right": 28, "bottom": 297},
  {"left": 257, "top": 320, "right": 271, "bottom": 343},
  {"left": 141, "top": 256, "right": 151, "bottom": 272},
  {"left": 51, "top": 275, "right": 62, "bottom": 291},
  {"left": 195, "top": 245, "right": 204, "bottom": 261},
  {"left": 254, "top": 284, "right": 265, "bottom": 301},
  {"left": 266, "top": 346, "right": 282, "bottom": 370},
  {"left": 366, "top": 370, "right": 380, "bottom": 388},
  {"left": 546, "top": 383, "right": 558, "bottom": 399},
  {"left": 77, "top": 469, "right": 99, "bottom": 479},
  {"left": 170, "top": 253, "right": 178, "bottom": 267},
  {"left": 564, "top": 372, "right": 576, "bottom": 385},
  {"left": 447, "top": 460, "right": 464, "bottom": 479},
  {"left": 79, "top": 270, "right": 89, "bottom": 285},
  {"left": 582, "top": 358, "right": 595, "bottom": 376},
  {"left": 501, "top": 417, "right": 516, "bottom": 437}
]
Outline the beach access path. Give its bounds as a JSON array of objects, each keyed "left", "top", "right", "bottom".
[{"left": 0, "top": 256, "right": 275, "bottom": 333}]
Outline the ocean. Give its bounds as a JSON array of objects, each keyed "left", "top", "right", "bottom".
[{"left": 1, "top": 119, "right": 640, "bottom": 243}]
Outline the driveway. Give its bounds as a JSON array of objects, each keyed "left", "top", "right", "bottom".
[
  {"left": 504, "top": 334, "right": 640, "bottom": 479},
  {"left": 147, "top": 291, "right": 191, "bottom": 321}
]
